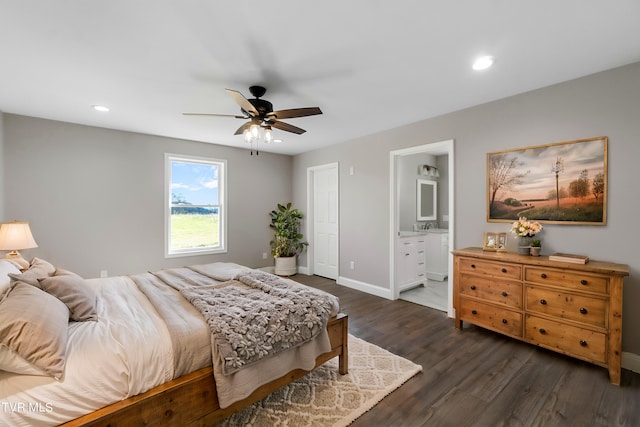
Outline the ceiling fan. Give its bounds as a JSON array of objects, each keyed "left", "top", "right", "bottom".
[{"left": 183, "top": 85, "right": 322, "bottom": 144}]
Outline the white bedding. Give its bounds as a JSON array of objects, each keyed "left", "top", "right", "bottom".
[
  {"left": 0, "top": 275, "right": 176, "bottom": 426},
  {"left": 0, "top": 263, "right": 340, "bottom": 426}
]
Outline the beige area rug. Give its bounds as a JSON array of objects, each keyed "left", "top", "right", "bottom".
[{"left": 215, "top": 335, "right": 422, "bottom": 427}]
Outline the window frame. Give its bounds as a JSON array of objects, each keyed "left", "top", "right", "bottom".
[{"left": 164, "top": 153, "right": 227, "bottom": 258}]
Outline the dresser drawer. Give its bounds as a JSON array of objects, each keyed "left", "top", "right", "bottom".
[
  {"left": 525, "top": 286, "right": 607, "bottom": 328},
  {"left": 459, "top": 258, "right": 522, "bottom": 281},
  {"left": 459, "top": 298, "right": 522, "bottom": 338},
  {"left": 525, "top": 267, "right": 608, "bottom": 294},
  {"left": 525, "top": 315, "right": 606, "bottom": 364},
  {"left": 459, "top": 275, "right": 522, "bottom": 308}
]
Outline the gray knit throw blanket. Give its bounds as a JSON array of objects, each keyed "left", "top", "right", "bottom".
[{"left": 179, "top": 271, "right": 334, "bottom": 375}]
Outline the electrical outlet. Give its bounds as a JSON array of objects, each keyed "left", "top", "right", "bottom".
[
  {"left": 100, "top": 270, "right": 108, "bottom": 278},
  {"left": 350, "top": 261, "right": 355, "bottom": 270},
  {"left": 442, "top": 214, "right": 449, "bottom": 221},
  {"left": 262, "top": 252, "right": 268, "bottom": 259}
]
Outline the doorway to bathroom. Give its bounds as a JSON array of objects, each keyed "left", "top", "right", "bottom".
[{"left": 389, "top": 139, "right": 454, "bottom": 316}]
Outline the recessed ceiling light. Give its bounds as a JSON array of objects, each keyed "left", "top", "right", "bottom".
[
  {"left": 472, "top": 56, "right": 494, "bottom": 71},
  {"left": 92, "top": 105, "right": 110, "bottom": 112}
]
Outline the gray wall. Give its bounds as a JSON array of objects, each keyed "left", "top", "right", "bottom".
[
  {"left": 293, "top": 62, "right": 640, "bottom": 354},
  {"left": 399, "top": 153, "right": 436, "bottom": 231},
  {"left": 0, "top": 112, "right": 4, "bottom": 220},
  {"left": 2, "top": 114, "right": 292, "bottom": 278},
  {"left": 397, "top": 153, "right": 449, "bottom": 231}
]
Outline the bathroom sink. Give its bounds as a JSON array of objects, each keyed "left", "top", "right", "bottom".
[
  {"left": 427, "top": 228, "right": 448, "bottom": 234},
  {"left": 399, "top": 231, "right": 424, "bottom": 237},
  {"left": 399, "top": 229, "right": 448, "bottom": 236}
]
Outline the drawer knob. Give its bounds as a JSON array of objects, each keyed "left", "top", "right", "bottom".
[
  {"left": 539, "top": 328, "right": 547, "bottom": 334},
  {"left": 501, "top": 268, "right": 507, "bottom": 273},
  {"left": 471, "top": 310, "right": 478, "bottom": 315},
  {"left": 580, "top": 307, "right": 588, "bottom": 314},
  {"left": 580, "top": 279, "right": 588, "bottom": 285},
  {"left": 502, "top": 319, "right": 508, "bottom": 324},
  {"left": 470, "top": 285, "right": 476, "bottom": 290},
  {"left": 580, "top": 340, "right": 588, "bottom": 347},
  {"left": 540, "top": 273, "right": 547, "bottom": 279},
  {"left": 501, "top": 291, "right": 508, "bottom": 297},
  {"left": 540, "top": 299, "right": 547, "bottom": 305},
  {"left": 471, "top": 264, "right": 476, "bottom": 269}
]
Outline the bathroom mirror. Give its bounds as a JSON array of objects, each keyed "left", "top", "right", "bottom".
[{"left": 417, "top": 179, "right": 437, "bottom": 221}]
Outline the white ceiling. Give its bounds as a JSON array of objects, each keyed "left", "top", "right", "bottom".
[{"left": 1, "top": 1, "right": 639, "bottom": 155}]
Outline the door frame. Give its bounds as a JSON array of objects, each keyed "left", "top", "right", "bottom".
[
  {"left": 304, "top": 162, "right": 340, "bottom": 277},
  {"left": 389, "top": 139, "right": 455, "bottom": 317}
]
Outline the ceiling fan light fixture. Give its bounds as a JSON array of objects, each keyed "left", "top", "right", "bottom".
[
  {"left": 250, "top": 124, "right": 259, "bottom": 138},
  {"left": 184, "top": 86, "right": 322, "bottom": 154},
  {"left": 243, "top": 128, "right": 252, "bottom": 142}
]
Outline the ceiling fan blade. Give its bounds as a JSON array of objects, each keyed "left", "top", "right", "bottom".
[
  {"left": 226, "top": 89, "right": 259, "bottom": 116},
  {"left": 183, "top": 112, "right": 246, "bottom": 118},
  {"left": 269, "top": 120, "right": 306, "bottom": 135},
  {"left": 267, "top": 107, "right": 322, "bottom": 120},
  {"left": 234, "top": 122, "right": 253, "bottom": 135}
]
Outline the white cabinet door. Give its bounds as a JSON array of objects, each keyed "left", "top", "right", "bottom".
[
  {"left": 425, "top": 233, "right": 448, "bottom": 281},
  {"left": 397, "top": 236, "right": 428, "bottom": 290},
  {"left": 397, "top": 238, "right": 416, "bottom": 286}
]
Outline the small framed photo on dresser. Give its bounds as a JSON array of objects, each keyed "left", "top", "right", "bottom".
[{"left": 483, "top": 232, "right": 507, "bottom": 252}]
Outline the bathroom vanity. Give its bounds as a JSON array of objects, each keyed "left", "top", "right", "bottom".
[
  {"left": 397, "top": 229, "right": 449, "bottom": 291},
  {"left": 397, "top": 232, "right": 427, "bottom": 291}
]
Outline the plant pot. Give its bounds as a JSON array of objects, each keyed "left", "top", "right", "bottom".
[
  {"left": 530, "top": 246, "right": 541, "bottom": 257},
  {"left": 517, "top": 246, "right": 531, "bottom": 255},
  {"left": 517, "top": 236, "right": 532, "bottom": 255},
  {"left": 274, "top": 256, "right": 297, "bottom": 276}
]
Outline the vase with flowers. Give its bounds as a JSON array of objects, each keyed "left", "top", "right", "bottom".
[{"left": 510, "top": 217, "right": 543, "bottom": 255}]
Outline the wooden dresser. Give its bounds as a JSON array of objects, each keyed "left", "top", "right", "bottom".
[{"left": 452, "top": 247, "right": 629, "bottom": 384}]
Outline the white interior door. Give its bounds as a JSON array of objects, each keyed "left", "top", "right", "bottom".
[{"left": 313, "top": 165, "right": 339, "bottom": 279}]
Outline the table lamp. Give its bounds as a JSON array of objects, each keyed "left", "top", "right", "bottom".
[{"left": 0, "top": 221, "right": 38, "bottom": 270}]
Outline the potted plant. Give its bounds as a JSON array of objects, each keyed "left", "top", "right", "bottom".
[
  {"left": 530, "top": 239, "right": 542, "bottom": 257},
  {"left": 269, "top": 202, "right": 309, "bottom": 276}
]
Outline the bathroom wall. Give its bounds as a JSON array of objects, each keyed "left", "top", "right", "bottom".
[{"left": 398, "top": 153, "right": 449, "bottom": 231}]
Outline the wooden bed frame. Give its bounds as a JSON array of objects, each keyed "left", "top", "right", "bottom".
[{"left": 62, "top": 313, "right": 348, "bottom": 426}]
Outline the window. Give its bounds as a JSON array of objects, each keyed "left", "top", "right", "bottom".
[{"left": 165, "top": 154, "right": 226, "bottom": 257}]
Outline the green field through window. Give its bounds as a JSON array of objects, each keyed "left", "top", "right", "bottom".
[{"left": 170, "top": 213, "right": 219, "bottom": 249}]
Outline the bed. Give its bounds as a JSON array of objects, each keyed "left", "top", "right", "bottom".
[{"left": 0, "top": 258, "right": 348, "bottom": 426}]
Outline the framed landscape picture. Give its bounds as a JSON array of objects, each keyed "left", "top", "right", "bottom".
[{"left": 487, "top": 136, "right": 607, "bottom": 225}]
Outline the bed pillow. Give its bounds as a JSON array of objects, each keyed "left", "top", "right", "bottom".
[
  {"left": 0, "top": 282, "right": 70, "bottom": 379},
  {"left": 0, "top": 259, "right": 22, "bottom": 301},
  {"left": 39, "top": 273, "right": 98, "bottom": 322},
  {"left": 0, "top": 345, "right": 48, "bottom": 376},
  {"left": 54, "top": 268, "right": 82, "bottom": 278},
  {"left": 8, "top": 257, "right": 56, "bottom": 287}
]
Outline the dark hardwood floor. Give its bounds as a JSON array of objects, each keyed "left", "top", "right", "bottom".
[{"left": 292, "top": 274, "right": 640, "bottom": 427}]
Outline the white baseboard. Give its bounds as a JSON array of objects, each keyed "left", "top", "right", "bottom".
[
  {"left": 297, "top": 266, "right": 310, "bottom": 275},
  {"left": 337, "top": 276, "right": 393, "bottom": 300},
  {"left": 622, "top": 352, "right": 640, "bottom": 374}
]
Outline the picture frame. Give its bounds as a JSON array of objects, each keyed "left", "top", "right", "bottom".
[
  {"left": 487, "top": 136, "right": 607, "bottom": 225},
  {"left": 483, "top": 232, "right": 506, "bottom": 252}
]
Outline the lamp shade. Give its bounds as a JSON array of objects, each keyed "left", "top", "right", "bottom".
[{"left": 0, "top": 221, "right": 38, "bottom": 251}]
